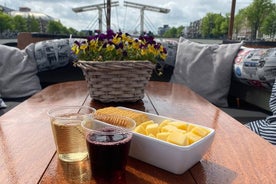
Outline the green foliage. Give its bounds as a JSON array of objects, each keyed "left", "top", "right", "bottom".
[
  {"left": 163, "top": 27, "right": 177, "bottom": 38},
  {"left": 245, "top": 0, "right": 274, "bottom": 39},
  {"left": 200, "top": 13, "right": 228, "bottom": 38},
  {"left": 0, "top": 12, "right": 13, "bottom": 33},
  {"left": 176, "top": 26, "right": 184, "bottom": 37},
  {"left": 46, "top": 20, "right": 64, "bottom": 34},
  {"left": 234, "top": 8, "right": 248, "bottom": 35},
  {"left": 162, "top": 26, "right": 185, "bottom": 38},
  {"left": 162, "top": 0, "right": 275, "bottom": 39},
  {"left": 220, "top": 13, "right": 229, "bottom": 35},
  {"left": 26, "top": 16, "right": 40, "bottom": 32},
  {"left": 201, "top": 16, "right": 210, "bottom": 38},
  {"left": 46, "top": 20, "right": 80, "bottom": 35},
  {"left": 68, "top": 27, "right": 78, "bottom": 35},
  {"left": 13, "top": 15, "right": 27, "bottom": 32},
  {"left": 261, "top": 4, "right": 276, "bottom": 38},
  {"left": 0, "top": 12, "right": 80, "bottom": 36}
]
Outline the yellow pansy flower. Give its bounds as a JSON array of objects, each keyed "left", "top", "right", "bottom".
[{"left": 71, "top": 44, "right": 80, "bottom": 54}]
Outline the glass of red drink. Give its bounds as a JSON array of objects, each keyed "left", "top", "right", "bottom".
[{"left": 81, "top": 116, "right": 136, "bottom": 183}]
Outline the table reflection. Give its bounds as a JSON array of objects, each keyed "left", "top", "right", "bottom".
[{"left": 60, "top": 159, "right": 91, "bottom": 182}]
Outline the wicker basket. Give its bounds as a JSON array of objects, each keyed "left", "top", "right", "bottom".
[{"left": 77, "top": 60, "right": 155, "bottom": 103}]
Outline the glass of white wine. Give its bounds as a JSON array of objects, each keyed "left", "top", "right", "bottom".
[{"left": 47, "top": 105, "right": 96, "bottom": 162}]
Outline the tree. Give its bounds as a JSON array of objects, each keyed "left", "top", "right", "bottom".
[
  {"left": 0, "top": 11, "right": 81, "bottom": 36},
  {"left": 234, "top": 8, "right": 248, "bottom": 37},
  {"left": 13, "top": 15, "right": 27, "bottom": 32},
  {"left": 200, "top": 13, "right": 227, "bottom": 38},
  {"left": 261, "top": 4, "right": 276, "bottom": 39},
  {"left": 245, "top": 0, "right": 274, "bottom": 39},
  {"left": 220, "top": 13, "right": 229, "bottom": 38},
  {"left": 47, "top": 20, "right": 70, "bottom": 34},
  {"left": 26, "top": 16, "right": 40, "bottom": 32},
  {"left": 0, "top": 12, "right": 13, "bottom": 34},
  {"left": 176, "top": 26, "right": 184, "bottom": 37},
  {"left": 68, "top": 27, "right": 79, "bottom": 35},
  {"left": 201, "top": 14, "right": 211, "bottom": 38},
  {"left": 212, "top": 14, "right": 227, "bottom": 38},
  {"left": 163, "top": 27, "right": 178, "bottom": 38}
]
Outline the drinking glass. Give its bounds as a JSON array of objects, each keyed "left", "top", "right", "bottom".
[
  {"left": 48, "top": 105, "right": 96, "bottom": 162},
  {"left": 81, "top": 115, "right": 136, "bottom": 182}
]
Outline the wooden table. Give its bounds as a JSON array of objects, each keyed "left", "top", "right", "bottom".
[{"left": 1, "top": 81, "right": 276, "bottom": 184}]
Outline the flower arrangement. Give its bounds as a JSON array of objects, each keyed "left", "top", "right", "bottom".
[{"left": 71, "top": 30, "right": 167, "bottom": 63}]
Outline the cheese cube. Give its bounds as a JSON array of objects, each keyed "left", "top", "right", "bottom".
[
  {"left": 158, "top": 119, "right": 171, "bottom": 131},
  {"left": 191, "top": 126, "right": 210, "bottom": 137},
  {"left": 145, "top": 123, "right": 159, "bottom": 136},
  {"left": 134, "top": 125, "right": 147, "bottom": 135},
  {"left": 156, "top": 132, "right": 170, "bottom": 141},
  {"left": 139, "top": 120, "right": 154, "bottom": 129},
  {"left": 174, "top": 129, "right": 187, "bottom": 134},
  {"left": 167, "top": 131, "right": 188, "bottom": 146},
  {"left": 169, "top": 121, "right": 188, "bottom": 130},
  {"left": 187, "top": 132, "right": 202, "bottom": 144},
  {"left": 187, "top": 124, "right": 197, "bottom": 132},
  {"left": 161, "top": 124, "right": 178, "bottom": 132}
]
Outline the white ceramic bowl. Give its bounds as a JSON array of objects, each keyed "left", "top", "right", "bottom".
[{"left": 118, "top": 107, "right": 215, "bottom": 175}]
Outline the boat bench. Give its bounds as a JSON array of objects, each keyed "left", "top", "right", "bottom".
[{"left": 1, "top": 32, "right": 275, "bottom": 125}]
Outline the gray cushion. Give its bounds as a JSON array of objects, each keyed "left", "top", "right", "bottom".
[
  {"left": 171, "top": 37, "right": 242, "bottom": 107},
  {"left": 0, "top": 44, "right": 41, "bottom": 98}
]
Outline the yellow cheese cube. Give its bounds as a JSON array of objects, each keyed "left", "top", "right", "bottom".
[
  {"left": 187, "top": 124, "right": 197, "bottom": 132},
  {"left": 174, "top": 129, "right": 187, "bottom": 134},
  {"left": 156, "top": 132, "right": 170, "bottom": 141},
  {"left": 191, "top": 126, "right": 210, "bottom": 137},
  {"left": 169, "top": 121, "right": 188, "bottom": 130},
  {"left": 134, "top": 125, "right": 147, "bottom": 135},
  {"left": 187, "top": 132, "right": 202, "bottom": 144},
  {"left": 158, "top": 119, "right": 171, "bottom": 131},
  {"left": 145, "top": 123, "right": 159, "bottom": 136},
  {"left": 167, "top": 131, "right": 189, "bottom": 146},
  {"left": 161, "top": 124, "right": 178, "bottom": 132},
  {"left": 139, "top": 120, "right": 154, "bottom": 129}
]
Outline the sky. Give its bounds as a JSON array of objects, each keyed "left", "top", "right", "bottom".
[{"left": 0, "top": 0, "right": 267, "bottom": 34}]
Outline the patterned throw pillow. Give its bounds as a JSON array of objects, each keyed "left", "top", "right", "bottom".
[
  {"left": 34, "top": 39, "right": 71, "bottom": 72},
  {"left": 151, "top": 39, "right": 178, "bottom": 81},
  {"left": 157, "top": 39, "right": 178, "bottom": 67},
  {"left": 233, "top": 47, "right": 276, "bottom": 89}
]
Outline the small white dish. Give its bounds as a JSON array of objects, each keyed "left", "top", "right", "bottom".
[{"left": 118, "top": 107, "right": 215, "bottom": 174}]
